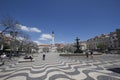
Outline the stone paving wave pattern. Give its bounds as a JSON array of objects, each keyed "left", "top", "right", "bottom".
[{"left": 0, "top": 55, "right": 120, "bottom": 80}]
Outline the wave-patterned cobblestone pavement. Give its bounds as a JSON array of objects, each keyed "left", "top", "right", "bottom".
[{"left": 0, "top": 53, "right": 120, "bottom": 80}]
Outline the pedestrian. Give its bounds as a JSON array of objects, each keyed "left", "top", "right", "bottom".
[
  {"left": 43, "top": 52, "right": 46, "bottom": 60},
  {"left": 0, "top": 53, "right": 6, "bottom": 65},
  {"left": 86, "top": 51, "right": 89, "bottom": 58},
  {"left": 90, "top": 50, "right": 93, "bottom": 58},
  {"left": 29, "top": 56, "right": 33, "bottom": 61},
  {"left": 1, "top": 53, "right": 6, "bottom": 60}
]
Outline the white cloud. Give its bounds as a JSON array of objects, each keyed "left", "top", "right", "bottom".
[
  {"left": 30, "top": 27, "right": 41, "bottom": 32},
  {"left": 16, "top": 24, "right": 41, "bottom": 33},
  {"left": 5, "top": 34, "right": 12, "bottom": 38},
  {"left": 39, "top": 34, "right": 52, "bottom": 40},
  {"left": 4, "top": 33, "right": 25, "bottom": 41},
  {"left": 33, "top": 41, "right": 42, "bottom": 45},
  {"left": 18, "top": 24, "right": 29, "bottom": 31},
  {"left": 57, "top": 41, "right": 65, "bottom": 44},
  {"left": 16, "top": 36, "right": 25, "bottom": 41}
]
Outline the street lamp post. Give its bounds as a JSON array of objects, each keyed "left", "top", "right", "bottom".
[{"left": 10, "top": 31, "right": 18, "bottom": 57}]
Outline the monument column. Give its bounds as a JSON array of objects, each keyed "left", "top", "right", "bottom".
[
  {"left": 51, "top": 31, "right": 56, "bottom": 52},
  {"left": 52, "top": 31, "right": 55, "bottom": 46}
]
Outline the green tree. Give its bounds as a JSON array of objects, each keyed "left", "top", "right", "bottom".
[
  {"left": 97, "top": 44, "right": 107, "bottom": 51},
  {"left": 3, "top": 43, "right": 10, "bottom": 50}
]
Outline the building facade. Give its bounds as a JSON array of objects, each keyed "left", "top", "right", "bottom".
[
  {"left": 109, "top": 32, "right": 118, "bottom": 48},
  {"left": 38, "top": 44, "right": 51, "bottom": 53},
  {"left": 87, "top": 34, "right": 110, "bottom": 50},
  {"left": 87, "top": 29, "right": 120, "bottom": 50},
  {"left": 116, "top": 29, "right": 120, "bottom": 48}
]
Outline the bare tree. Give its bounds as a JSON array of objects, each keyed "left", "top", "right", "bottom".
[
  {"left": 63, "top": 43, "right": 76, "bottom": 53},
  {"left": 0, "top": 15, "right": 20, "bottom": 58},
  {"left": 0, "top": 15, "right": 19, "bottom": 33}
]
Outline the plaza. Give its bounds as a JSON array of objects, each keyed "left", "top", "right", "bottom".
[
  {"left": 0, "top": 52, "right": 120, "bottom": 80},
  {"left": 0, "top": 0, "right": 120, "bottom": 80}
]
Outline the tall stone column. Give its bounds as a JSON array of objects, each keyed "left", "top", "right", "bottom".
[
  {"left": 52, "top": 31, "right": 55, "bottom": 46},
  {"left": 51, "top": 31, "right": 56, "bottom": 52}
]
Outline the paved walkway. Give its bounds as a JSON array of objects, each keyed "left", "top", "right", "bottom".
[{"left": 0, "top": 52, "right": 120, "bottom": 80}]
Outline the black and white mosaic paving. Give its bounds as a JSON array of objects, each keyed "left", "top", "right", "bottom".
[{"left": 0, "top": 53, "right": 120, "bottom": 80}]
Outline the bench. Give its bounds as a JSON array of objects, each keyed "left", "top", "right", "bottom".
[{"left": 18, "top": 58, "right": 35, "bottom": 63}]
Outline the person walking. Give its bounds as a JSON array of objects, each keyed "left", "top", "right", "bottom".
[
  {"left": 0, "top": 53, "right": 6, "bottom": 65},
  {"left": 29, "top": 56, "right": 33, "bottom": 62},
  {"left": 43, "top": 52, "right": 46, "bottom": 60},
  {"left": 90, "top": 50, "right": 93, "bottom": 58},
  {"left": 86, "top": 51, "right": 89, "bottom": 58}
]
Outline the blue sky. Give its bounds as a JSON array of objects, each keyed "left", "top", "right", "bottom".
[{"left": 0, "top": 0, "right": 120, "bottom": 44}]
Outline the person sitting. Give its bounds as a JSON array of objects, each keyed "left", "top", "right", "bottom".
[
  {"left": 24, "top": 55, "right": 33, "bottom": 61},
  {"left": 24, "top": 55, "right": 29, "bottom": 59}
]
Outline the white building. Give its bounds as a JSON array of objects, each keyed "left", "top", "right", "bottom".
[
  {"left": 38, "top": 44, "right": 51, "bottom": 53},
  {"left": 109, "top": 32, "right": 119, "bottom": 48},
  {"left": 79, "top": 41, "right": 87, "bottom": 50},
  {"left": 87, "top": 34, "right": 110, "bottom": 50}
]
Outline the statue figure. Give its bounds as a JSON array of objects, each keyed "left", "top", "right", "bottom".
[{"left": 74, "top": 37, "right": 83, "bottom": 53}]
